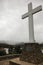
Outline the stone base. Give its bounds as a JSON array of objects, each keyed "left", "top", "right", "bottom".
[
  {"left": 21, "top": 61, "right": 43, "bottom": 65},
  {"left": 20, "top": 43, "right": 43, "bottom": 64},
  {"left": 21, "top": 61, "right": 35, "bottom": 65}
]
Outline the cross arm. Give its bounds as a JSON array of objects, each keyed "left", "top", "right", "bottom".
[
  {"left": 32, "top": 5, "right": 42, "bottom": 14},
  {"left": 22, "top": 5, "right": 42, "bottom": 19}
]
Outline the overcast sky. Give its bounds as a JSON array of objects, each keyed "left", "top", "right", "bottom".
[{"left": 0, "top": 0, "right": 43, "bottom": 44}]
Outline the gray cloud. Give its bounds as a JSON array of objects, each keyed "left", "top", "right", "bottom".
[{"left": 0, "top": 0, "right": 43, "bottom": 44}]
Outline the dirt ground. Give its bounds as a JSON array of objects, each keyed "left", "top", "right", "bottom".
[
  {"left": 0, "top": 58, "right": 43, "bottom": 65},
  {"left": 0, "top": 60, "right": 9, "bottom": 65},
  {"left": 10, "top": 58, "right": 43, "bottom": 65}
]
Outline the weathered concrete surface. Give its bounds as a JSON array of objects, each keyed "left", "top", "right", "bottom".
[{"left": 10, "top": 58, "right": 21, "bottom": 65}]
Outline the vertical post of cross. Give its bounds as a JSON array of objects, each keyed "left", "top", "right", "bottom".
[{"left": 28, "top": 3, "right": 34, "bottom": 42}]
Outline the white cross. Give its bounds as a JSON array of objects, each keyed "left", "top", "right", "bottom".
[{"left": 22, "top": 3, "right": 42, "bottom": 43}]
